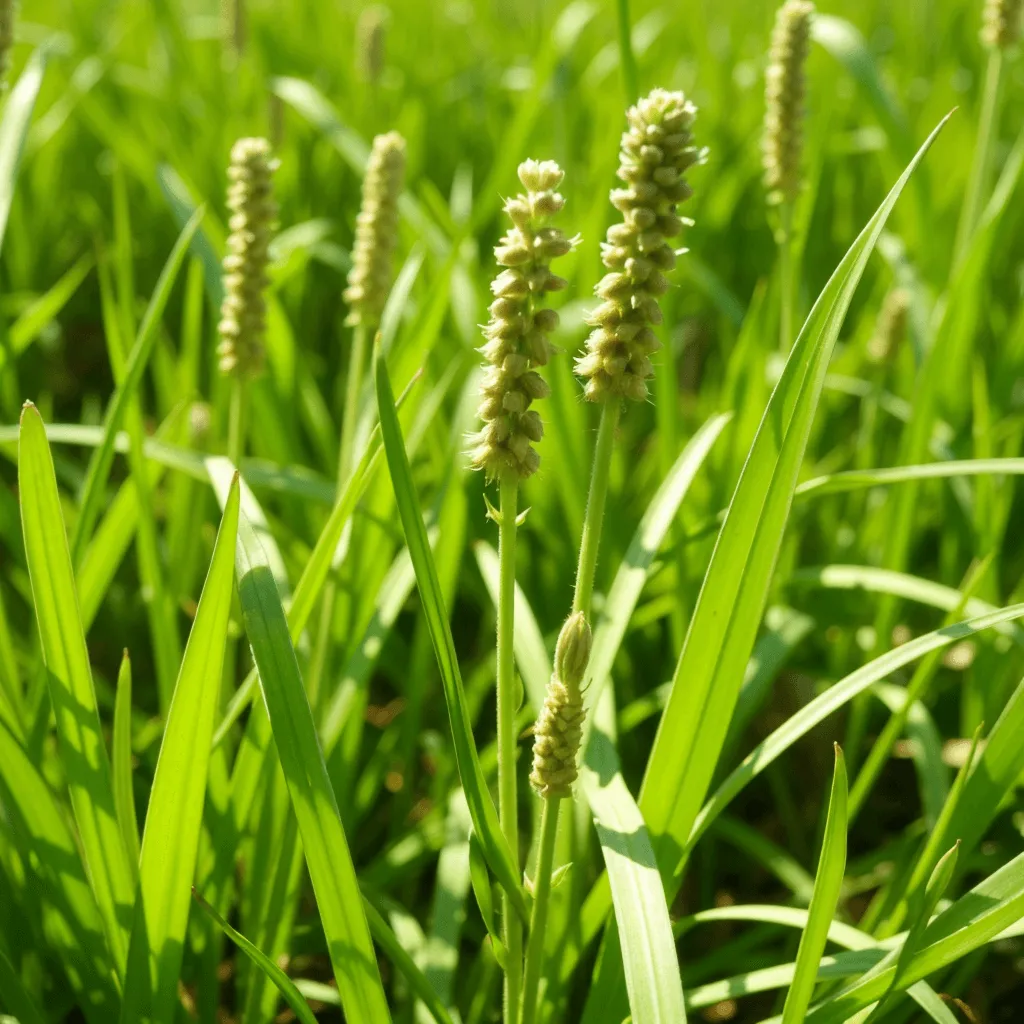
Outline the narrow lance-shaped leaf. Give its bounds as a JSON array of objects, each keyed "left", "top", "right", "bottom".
[
  {"left": 234, "top": 506, "right": 392, "bottom": 1023},
  {"left": 781, "top": 746, "right": 848, "bottom": 1024},
  {"left": 119, "top": 478, "right": 239, "bottom": 1024},
  {"left": 112, "top": 650, "right": 141, "bottom": 876},
  {"left": 17, "top": 403, "right": 135, "bottom": 970},
  {"left": 373, "top": 343, "right": 526, "bottom": 918}
]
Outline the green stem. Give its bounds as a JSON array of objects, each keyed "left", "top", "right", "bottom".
[
  {"left": 573, "top": 399, "right": 620, "bottom": 617},
  {"left": 497, "top": 472, "right": 522, "bottom": 1024},
  {"left": 227, "top": 375, "right": 247, "bottom": 468},
  {"left": 519, "top": 797, "right": 561, "bottom": 1024},
  {"left": 616, "top": 0, "right": 639, "bottom": 104},
  {"left": 339, "top": 324, "right": 370, "bottom": 485},
  {"left": 778, "top": 200, "right": 795, "bottom": 353},
  {"left": 953, "top": 48, "right": 1003, "bottom": 272}
]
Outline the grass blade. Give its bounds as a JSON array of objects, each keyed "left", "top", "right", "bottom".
[
  {"left": 373, "top": 343, "right": 526, "bottom": 918},
  {"left": 781, "top": 746, "right": 847, "bottom": 1024},
  {"left": 191, "top": 889, "right": 319, "bottom": 1024},
  {"left": 112, "top": 650, "right": 141, "bottom": 877},
  {"left": 0, "top": 50, "right": 46, "bottom": 256},
  {"left": 0, "top": 948, "right": 46, "bottom": 1024},
  {"left": 119, "top": 478, "right": 239, "bottom": 1023},
  {"left": 234, "top": 506, "right": 391, "bottom": 1022},
  {"left": 17, "top": 403, "right": 135, "bottom": 970}
]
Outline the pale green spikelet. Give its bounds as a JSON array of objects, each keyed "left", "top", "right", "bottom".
[
  {"left": 575, "top": 89, "right": 702, "bottom": 403},
  {"left": 0, "top": 0, "right": 15, "bottom": 86},
  {"left": 357, "top": 5, "right": 389, "bottom": 84},
  {"left": 982, "top": 0, "right": 1022, "bottom": 48},
  {"left": 217, "top": 138, "right": 277, "bottom": 379},
  {"left": 867, "top": 288, "right": 910, "bottom": 365},
  {"left": 763, "top": 0, "right": 815, "bottom": 204},
  {"left": 530, "top": 613, "right": 592, "bottom": 799},
  {"left": 469, "top": 159, "right": 574, "bottom": 481},
  {"left": 343, "top": 131, "right": 406, "bottom": 329}
]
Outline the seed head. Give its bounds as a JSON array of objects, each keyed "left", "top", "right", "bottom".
[
  {"left": 530, "top": 613, "right": 592, "bottom": 800},
  {"left": 867, "top": 288, "right": 909, "bottom": 365},
  {"left": 469, "top": 159, "right": 574, "bottom": 481},
  {"left": 0, "top": 0, "right": 15, "bottom": 86},
  {"left": 344, "top": 131, "right": 406, "bottom": 330},
  {"left": 982, "top": 0, "right": 1022, "bottom": 48},
  {"left": 357, "top": 5, "right": 389, "bottom": 84},
  {"left": 575, "top": 89, "right": 702, "bottom": 403},
  {"left": 218, "top": 138, "right": 277, "bottom": 379},
  {"left": 763, "top": 1, "right": 814, "bottom": 204}
]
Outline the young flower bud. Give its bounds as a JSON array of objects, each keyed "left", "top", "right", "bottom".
[
  {"left": 867, "top": 288, "right": 910, "bottom": 365},
  {"left": 0, "top": 0, "right": 15, "bottom": 86},
  {"left": 576, "top": 89, "right": 702, "bottom": 403},
  {"left": 217, "top": 138, "right": 277, "bottom": 379},
  {"left": 763, "top": 1, "right": 815, "bottom": 205},
  {"left": 982, "top": 0, "right": 1022, "bottom": 48},
  {"left": 530, "top": 613, "right": 593, "bottom": 800},
  {"left": 356, "top": 4, "right": 389, "bottom": 84},
  {"left": 343, "top": 131, "right": 406, "bottom": 329},
  {"left": 469, "top": 159, "right": 575, "bottom": 481}
]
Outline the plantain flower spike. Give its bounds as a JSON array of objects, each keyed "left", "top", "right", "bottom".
[
  {"left": 469, "top": 159, "right": 574, "bottom": 481},
  {"left": 867, "top": 288, "right": 910, "bottom": 365},
  {"left": 218, "top": 138, "right": 277, "bottom": 379},
  {"left": 356, "top": 5, "right": 389, "bottom": 84},
  {"left": 982, "top": 0, "right": 1022, "bottom": 48},
  {"left": 530, "top": 612, "right": 592, "bottom": 799},
  {"left": 344, "top": 131, "right": 406, "bottom": 330},
  {"left": 575, "top": 88, "right": 702, "bottom": 403},
  {"left": 0, "top": 0, "right": 14, "bottom": 86},
  {"left": 763, "top": 0, "right": 815, "bottom": 205}
]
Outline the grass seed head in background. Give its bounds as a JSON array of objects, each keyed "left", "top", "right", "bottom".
[
  {"left": 530, "top": 611, "right": 592, "bottom": 799},
  {"left": 357, "top": 5, "right": 389, "bottom": 85},
  {"left": 867, "top": 287, "right": 910, "bottom": 365},
  {"left": 469, "top": 159, "right": 573, "bottom": 481},
  {"left": 0, "top": 0, "right": 14, "bottom": 86},
  {"left": 218, "top": 137, "right": 277, "bottom": 378},
  {"left": 982, "top": 0, "right": 1023, "bottom": 47},
  {"left": 343, "top": 131, "right": 406, "bottom": 329},
  {"left": 575, "top": 88, "right": 702, "bottom": 403},
  {"left": 763, "top": 0, "right": 815, "bottom": 205}
]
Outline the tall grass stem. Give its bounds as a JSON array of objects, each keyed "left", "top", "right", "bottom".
[
  {"left": 616, "top": 0, "right": 639, "bottom": 103},
  {"left": 519, "top": 797, "right": 560, "bottom": 1024},
  {"left": 779, "top": 201, "right": 795, "bottom": 351}
]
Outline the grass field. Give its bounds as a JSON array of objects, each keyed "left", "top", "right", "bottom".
[{"left": 1, "top": 0, "right": 1024, "bottom": 1021}]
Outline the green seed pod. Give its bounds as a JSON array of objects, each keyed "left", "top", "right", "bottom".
[
  {"left": 530, "top": 613, "right": 592, "bottom": 799},
  {"left": 357, "top": 5, "right": 389, "bottom": 84},
  {"left": 469, "top": 159, "right": 574, "bottom": 481},
  {"left": 867, "top": 288, "right": 909, "bottom": 365},
  {"left": 0, "top": 0, "right": 15, "bottom": 86},
  {"left": 982, "top": 0, "right": 1022, "bottom": 48},
  {"left": 343, "top": 131, "right": 406, "bottom": 329},
  {"left": 763, "top": 1, "right": 815, "bottom": 205},
  {"left": 575, "top": 89, "right": 702, "bottom": 403},
  {"left": 218, "top": 138, "right": 277, "bottom": 379}
]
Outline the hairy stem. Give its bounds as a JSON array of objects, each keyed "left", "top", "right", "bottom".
[
  {"left": 498, "top": 472, "right": 522, "bottom": 1024},
  {"left": 519, "top": 796, "right": 561, "bottom": 1024},
  {"left": 778, "top": 199, "right": 795, "bottom": 352},
  {"left": 227, "top": 376, "right": 247, "bottom": 468}
]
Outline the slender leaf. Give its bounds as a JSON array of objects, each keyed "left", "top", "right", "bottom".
[
  {"left": 112, "top": 650, "right": 141, "bottom": 876},
  {"left": 0, "top": 50, "right": 46, "bottom": 256}
]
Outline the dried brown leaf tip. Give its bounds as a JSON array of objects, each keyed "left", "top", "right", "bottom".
[
  {"left": 218, "top": 138, "right": 277, "bottom": 379},
  {"left": 530, "top": 612, "right": 592, "bottom": 800},
  {"left": 982, "top": 0, "right": 1022, "bottom": 48},
  {"left": 344, "top": 131, "right": 406, "bottom": 329},
  {"left": 763, "top": 0, "right": 815, "bottom": 204},
  {"left": 469, "top": 159, "right": 574, "bottom": 482},
  {"left": 576, "top": 88, "right": 702, "bottom": 403}
]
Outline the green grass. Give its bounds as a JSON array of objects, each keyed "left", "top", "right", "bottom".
[{"left": 2, "top": 0, "right": 1024, "bottom": 1022}]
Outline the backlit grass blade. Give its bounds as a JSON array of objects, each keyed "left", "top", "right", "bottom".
[
  {"left": 192, "top": 889, "right": 319, "bottom": 1024},
  {"left": 0, "top": 50, "right": 46, "bottom": 256},
  {"left": 639, "top": 115, "right": 952, "bottom": 878},
  {"left": 119, "top": 478, "right": 239, "bottom": 1024},
  {"left": 781, "top": 746, "right": 847, "bottom": 1024},
  {"left": 69, "top": 207, "right": 204, "bottom": 564},
  {"left": 112, "top": 650, "right": 141, "bottom": 876},
  {"left": 233, "top": 506, "right": 391, "bottom": 1023},
  {"left": 795, "top": 457, "right": 1024, "bottom": 498},
  {"left": 17, "top": 403, "right": 135, "bottom": 971},
  {"left": 373, "top": 343, "right": 525, "bottom": 918}
]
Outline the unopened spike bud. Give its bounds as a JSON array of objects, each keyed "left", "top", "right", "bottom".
[
  {"left": 763, "top": 0, "right": 815, "bottom": 204},
  {"left": 867, "top": 287, "right": 909, "bottom": 365},
  {"left": 218, "top": 137, "right": 277, "bottom": 379},
  {"left": 356, "top": 4, "right": 389, "bottom": 84},
  {"left": 982, "top": 0, "right": 1022, "bottom": 48},
  {"left": 576, "top": 88, "right": 702, "bottom": 403},
  {"left": 554, "top": 611, "right": 592, "bottom": 692}
]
